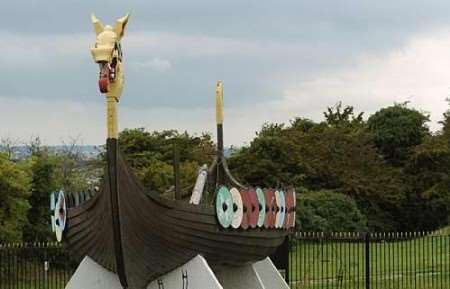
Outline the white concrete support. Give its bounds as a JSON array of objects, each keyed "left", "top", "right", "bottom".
[
  {"left": 215, "top": 264, "right": 265, "bottom": 289},
  {"left": 253, "top": 258, "right": 290, "bottom": 289},
  {"left": 65, "top": 255, "right": 289, "bottom": 289},
  {"left": 215, "top": 257, "right": 289, "bottom": 289},
  {"left": 147, "top": 255, "right": 223, "bottom": 289},
  {"left": 65, "top": 256, "right": 122, "bottom": 289}
]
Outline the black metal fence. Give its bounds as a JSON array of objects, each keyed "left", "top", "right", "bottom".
[
  {"left": 288, "top": 231, "right": 450, "bottom": 289},
  {"left": 0, "top": 243, "right": 76, "bottom": 289},
  {"left": 1, "top": 232, "right": 449, "bottom": 289}
]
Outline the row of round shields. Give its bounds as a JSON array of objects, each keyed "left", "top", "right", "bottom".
[
  {"left": 216, "top": 186, "right": 296, "bottom": 229},
  {"left": 50, "top": 191, "right": 67, "bottom": 242}
]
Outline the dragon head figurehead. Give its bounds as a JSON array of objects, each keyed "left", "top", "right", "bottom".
[{"left": 90, "top": 13, "right": 129, "bottom": 99}]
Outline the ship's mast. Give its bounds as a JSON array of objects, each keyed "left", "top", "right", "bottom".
[{"left": 216, "top": 81, "right": 225, "bottom": 186}]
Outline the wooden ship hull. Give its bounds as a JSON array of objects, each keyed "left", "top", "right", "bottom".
[
  {"left": 59, "top": 17, "right": 293, "bottom": 289},
  {"left": 64, "top": 140, "right": 289, "bottom": 289}
]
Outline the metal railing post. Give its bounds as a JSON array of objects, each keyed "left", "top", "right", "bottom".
[{"left": 365, "top": 232, "right": 370, "bottom": 289}]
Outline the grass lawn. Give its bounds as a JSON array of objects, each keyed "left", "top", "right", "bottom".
[{"left": 289, "top": 232, "right": 450, "bottom": 289}]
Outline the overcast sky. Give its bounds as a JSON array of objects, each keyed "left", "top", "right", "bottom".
[{"left": 2, "top": 1, "right": 450, "bottom": 146}]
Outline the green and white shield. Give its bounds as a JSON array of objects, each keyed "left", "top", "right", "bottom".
[
  {"left": 278, "top": 190, "right": 286, "bottom": 228},
  {"left": 256, "top": 187, "right": 266, "bottom": 228},
  {"left": 216, "top": 186, "right": 233, "bottom": 228}
]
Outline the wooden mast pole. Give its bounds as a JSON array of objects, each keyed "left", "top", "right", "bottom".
[
  {"left": 216, "top": 81, "right": 225, "bottom": 186},
  {"left": 173, "top": 141, "right": 182, "bottom": 200}
]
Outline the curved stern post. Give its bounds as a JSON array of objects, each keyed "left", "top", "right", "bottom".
[{"left": 214, "top": 81, "right": 245, "bottom": 190}]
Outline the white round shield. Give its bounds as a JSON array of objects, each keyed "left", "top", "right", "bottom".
[
  {"left": 275, "top": 190, "right": 286, "bottom": 229},
  {"left": 275, "top": 190, "right": 281, "bottom": 228},
  {"left": 230, "top": 187, "right": 243, "bottom": 229},
  {"left": 54, "top": 191, "right": 67, "bottom": 242},
  {"left": 278, "top": 190, "right": 286, "bottom": 228}
]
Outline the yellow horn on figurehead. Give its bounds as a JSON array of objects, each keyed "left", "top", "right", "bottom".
[
  {"left": 115, "top": 13, "right": 130, "bottom": 39},
  {"left": 91, "top": 14, "right": 105, "bottom": 35}
]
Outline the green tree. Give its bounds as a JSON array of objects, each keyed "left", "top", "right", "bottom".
[
  {"left": 367, "top": 103, "right": 430, "bottom": 165},
  {"left": 23, "top": 151, "right": 60, "bottom": 242},
  {"left": 22, "top": 138, "right": 98, "bottom": 242},
  {"left": 118, "top": 128, "right": 215, "bottom": 194},
  {"left": 229, "top": 105, "right": 406, "bottom": 231},
  {"left": 297, "top": 190, "right": 367, "bottom": 232},
  {"left": 440, "top": 98, "right": 450, "bottom": 139},
  {"left": 228, "top": 122, "right": 304, "bottom": 187},
  {"left": 402, "top": 132, "right": 450, "bottom": 230},
  {"left": 0, "top": 153, "right": 31, "bottom": 242},
  {"left": 324, "top": 102, "right": 364, "bottom": 129}
]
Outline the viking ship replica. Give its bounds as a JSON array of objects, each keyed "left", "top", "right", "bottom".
[{"left": 52, "top": 14, "right": 296, "bottom": 289}]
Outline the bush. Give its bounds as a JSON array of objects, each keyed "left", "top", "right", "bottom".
[
  {"left": 296, "top": 190, "right": 367, "bottom": 232},
  {"left": 0, "top": 154, "right": 31, "bottom": 242}
]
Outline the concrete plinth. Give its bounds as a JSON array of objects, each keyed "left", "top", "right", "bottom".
[
  {"left": 65, "top": 257, "right": 122, "bottom": 289},
  {"left": 147, "top": 255, "right": 222, "bottom": 289},
  {"left": 253, "top": 258, "right": 290, "bottom": 289},
  {"left": 215, "top": 264, "right": 265, "bottom": 289},
  {"left": 215, "top": 257, "right": 290, "bottom": 289},
  {"left": 65, "top": 256, "right": 289, "bottom": 289}
]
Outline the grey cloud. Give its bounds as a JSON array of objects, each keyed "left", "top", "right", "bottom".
[{"left": 2, "top": 0, "right": 450, "bottom": 144}]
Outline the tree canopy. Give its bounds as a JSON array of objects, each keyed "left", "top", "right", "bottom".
[
  {"left": 0, "top": 101, "right": 449, "bottom": 240},
  {"left": 229, "top": 103, "right": 448, "bottom": 231},
  {"left": 119, "top": 128, "right": 215, "bottom": 194},
  {"left": 0, "top": 153, "right": 30, "bottom": 242},
  {"left": 367, "top": 103, "right": 430, "bottom": 165},
  {"left": 297, "top": 190, "right": 367, "bottom": 232}
]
